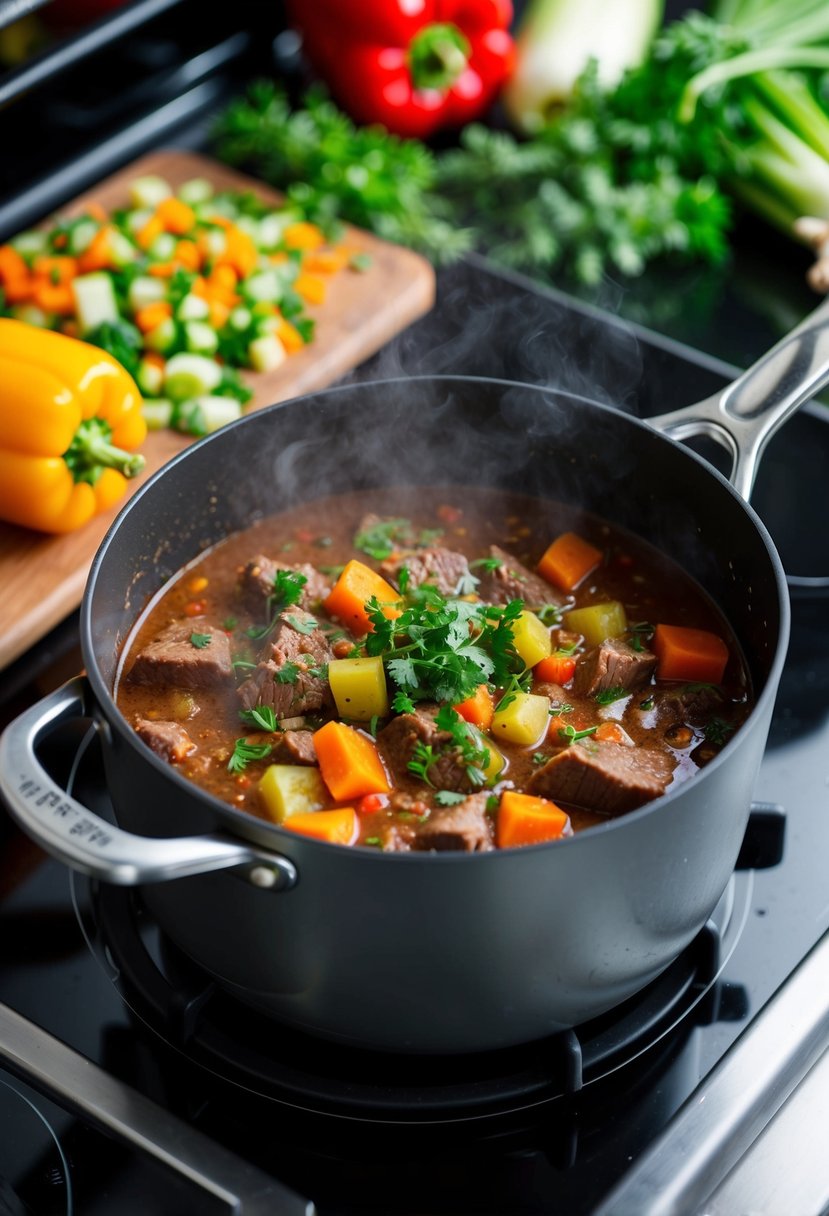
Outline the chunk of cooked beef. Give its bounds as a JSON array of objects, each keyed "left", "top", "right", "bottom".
[
  {"left": 476, "top": 545, "right": 564, "bottom": 609},
  {"left": 272, "top": 730, "right": 317, "bottom": 766},
  {"left": 412, "top": 792, "right": 494, "bottom": 852},
  {"left": 573, "top": 639, "right": 657, "bottom": 699},
  {"left": 380, "top": 547, "right": 471, "bottom": 596},
  {"left": 376, "top": 705, "right": 477, "bottom": 794},
  {"left": 239, "top": 556, "right": 330, "bottom": 617},
  {"left": 533, "top": 680, "right": 570, "bottom": 704},
  {"left": 135, "top": 718, "right": 195, "bottom": 763},
  {"left": 529, "top": 739, "right": 676, "bottom": 815},
  {"left": 127, "top": 623, "right": 233, "bottom": 689},
  {"left": 237, "top": 611, "right": 333, "bottom": 718}
]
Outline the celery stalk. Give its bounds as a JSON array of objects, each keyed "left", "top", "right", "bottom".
[{"left": 502, "top": 0, "right": 664, "bottom": 134}]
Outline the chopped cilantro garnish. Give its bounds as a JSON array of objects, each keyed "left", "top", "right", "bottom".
[
  {"left": 227, "top": 738, "right": 273, "bottom": 773},
  {"left": 594, "top": 686, "right": 628, "bottom": 706},
  {"left": 285, "top": 614, "right": 318, "bottom": 635},
  {"left": 704, "top": 717, "right": 734, "bottom": 746},
  {"left": 557, "top": 724, "right": 599, "bottom": 746},
  {"left": 189, "top": 632, "right": 212, "bottom": 649},
  {"left": 239, "top": 705, "right": 279, "bottom": 732},
  {"left": 275, "top": 662, "right": 301, "bottom": 684},
  {"left": 435, "top": 790, "right": 467, "bottom": 806}
]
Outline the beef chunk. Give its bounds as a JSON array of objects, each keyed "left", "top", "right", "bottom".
[
  {"left": 237, "top": 611, "right": 333, "bottom": 718},
  {"left": 127, "top": 623, "right": 233, "bottom": 689},
  {"left": 381, "top": 547, "right": 471, "bottom": 596},
  {"left": 272, "top": 730, "right": 317, "bottom": 765},
  {"left": 412, "top": 792, "right": 494, "bottom": 852},
  {"left": 529, "top": 739, "right": 676, "bottom": 815},
  {"left": 573, "top": 639, "right": 657, "bottom": 699},
  {"left": 377, "top": 705, "right": 477, "bottom": 794},
  {"left": 135, "top": 719, "right": 195, "bottom": 763},
  {"left": 239, "top": 556, "right": 330, "bottom": 617},
  {"left": 476, "top": 545, "right": 564, "bottom": 610}
]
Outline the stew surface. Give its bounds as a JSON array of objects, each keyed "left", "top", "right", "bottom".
[{"left": 115, "top": 486, "right": 753, "bottom": 850}]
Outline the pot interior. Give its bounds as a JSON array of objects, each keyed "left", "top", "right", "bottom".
[{"left": 84, "top": 376, "right": 787, "bottom": 713}]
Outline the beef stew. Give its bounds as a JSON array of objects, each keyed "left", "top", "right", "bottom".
[{"left": 115, "top": 486, "right": 752, "bottom": 851}]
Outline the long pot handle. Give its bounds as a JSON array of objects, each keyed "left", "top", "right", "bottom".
[
  {"left": 648, "top": 292, "right": 829, "bottom": 501},
  {"left": 0, "top": 676, "right": 297, "bottom": 891}
]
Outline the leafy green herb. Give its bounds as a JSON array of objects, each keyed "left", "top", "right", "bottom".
[
  {"left": 285, "top": 614, "right": 319, "bottom": 635},
  {"left": 84, "top": 320, "right": 143, "bottom": 377},
  {"left": 214, "top": 83, "right": 472, "bottom": 262},
  {"left": 408, "top": 742, "right": 439, "bottom": 786},
  {"left": 435, "top": 790, "right": 467, "bottom": 806},
  {"left": 275, "top": 662, "right": 301, "bottom": 684},
  {"left": 549, "top": 701, "right": 574, "bottom": 715},
  {"left": 639, "top": 696, "right": 656, "bottom": 711},
  {"left": 392, "top": 690, "right": 416, "bottom": 714},
  {"left": 537, "top": 604, "right": 564, "bottom": 626},
  {"left": 684, "top": 681, "right": 720, "bottom": 694},
  {"left": 368, "top": 714, "right": 380, "bottom": 738},
  {"left": 364, "top": 836, "right": 382, "bottom": 846},
  {"left": 485, "top": 795, "right": 500, "bottom": 814},
  {"left": 557, "top": 724, "right": 600, "bottom": 745},
  {"left": 227, "top": 738, "right": 273, "bottom": 773},
  {"left": 247, "top": 570, "right": 308, "bottom": 640},
  {"left": 704, "top": 717, "right": 735, "bottom": 746},
  {"left": 435, "top": 705, "right": 491, "bottom": 787},
  {"left": 239, "top": 705, "right": 279, "bottom": 732},
  {"left": 594, "top": 685, "right": 629, "bottom": 706},
  {"left": 532, "top": 751, "right": 550, "bottom": 765},
  {"left": 232, "top": 657, "right": 257, "bottom": 671},
  {"left": 189, "top": 632, "right": 212, "bottom": 649},
  {"left": 354, "top": 517, "right": 414, "bottom": 561},
  {"left": 223, "top": 617, "right": 238, "bottom": 631},
  {"left": 470, "top": 556, "right": 503, "bottom": 573}
]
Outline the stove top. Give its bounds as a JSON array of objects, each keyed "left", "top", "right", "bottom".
[{"left": 1, "top": 262, "right": 828, "bottom": 1215}]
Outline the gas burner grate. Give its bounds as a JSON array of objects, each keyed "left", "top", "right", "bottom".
[{"left": 75, "top": 872, "right": 752, "bottom": 1125}]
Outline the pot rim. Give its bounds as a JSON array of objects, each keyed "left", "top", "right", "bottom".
[{"left": 81, "top": 374, "right": 791, "bottom": 862}]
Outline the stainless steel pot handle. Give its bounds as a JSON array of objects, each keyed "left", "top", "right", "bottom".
[
  {"left": 648, "top": 292, "right": 829, "bottom": 501},
  {"left": 0, "top": 676, "right": 297, "bottom": 891}
]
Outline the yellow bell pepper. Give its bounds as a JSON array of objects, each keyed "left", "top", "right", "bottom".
[{"left": 0, "top": 319, "right": 146, "bottom": 533}]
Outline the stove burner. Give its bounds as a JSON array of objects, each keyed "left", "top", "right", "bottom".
[{"left": 74, "top": 872, "right": 752, "bottom": 1125}]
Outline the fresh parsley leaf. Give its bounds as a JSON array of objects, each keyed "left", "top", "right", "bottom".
[
  {"left": 704, "top": 717, "right": 734, "bottom": 746},
  {"left": 557, "top": 724, "right": 599, "bottom": 746},
  {"left": 470, "top": 557, "right": 503, "bottom": 572},
  {"left": 239, "top": 705, "right": 279, "bottom": 732},
  {"left": 639, "top": 696, "right": 655, "bottom": 710},
  {"left": 354, "top": 517, "right": 413, "bottom": 561},
  {"left": 275, "top": 662, "right": 301, "bottom": 684},
  {"left": 392, "top": 690, "right": 416, "bottom": 714},
  {"left": 594, "top": 686, "right": 628, "bottom": 706},
  {"left": 189, "top": 632, "right": 212, "bottom": 649},
  {"left": 435, "top": 790, "right": 467, "bottom": 806},
  {"left": 223, "top": 617, "right": 238, "bottom": 631},
  {"left": 232, "top": 657, "right": 258, "bottom": 671},
  {"left": 227, "top": 738, "right": 273, "bottom": 773},
  {"left": 408, "top": 742, "right": 438, "bottom": 786},
  {"left": 285, "top": 614, "right": 318, "bottom": 635}
]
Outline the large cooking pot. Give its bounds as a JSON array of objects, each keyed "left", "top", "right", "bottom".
[{"left": 2, "top": 297, "right": 828, "bottom": 1054}]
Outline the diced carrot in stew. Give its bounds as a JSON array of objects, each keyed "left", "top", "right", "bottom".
[
  {"left": 497, "top": 791, "right": 572, "bottom": 849},
  {"left": 314, "top": 721, "right": 391, "bottom": 802},
  {"left": 534, "top": 653, "right": 576, "bottom": 684},
  {"left": 283, "top": 808, "right": 357, "bottom": 845},
  {"left": 323, "top": 559, "right": 401, "bottom": 636},
  {"left": 594, "top": 722, "right": 628, "bottom": 744},
  {"left": 454, "top": 684, "right": 495, "bottom": 729},
  {"left": 538, "top": 532, "right": 602, "bottom": 592},
  {"left": 652, "top": 624, "right": 729, "bottom": 684}
]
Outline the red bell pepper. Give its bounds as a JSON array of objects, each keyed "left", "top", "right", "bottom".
[{"left": 287, "top": 0, "right": 515, "bottom": 139}]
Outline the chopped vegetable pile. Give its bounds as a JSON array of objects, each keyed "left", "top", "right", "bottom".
[{"left": 0, "top": 174, "right": 368, "bottom": 438}]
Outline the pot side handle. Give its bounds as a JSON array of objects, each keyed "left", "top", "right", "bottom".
[
  {"left": 648, "top": 293, "right": 829, "bottom": 501},
  {"left": 0, "top": 676, "right": 297, "bottom": 892}
]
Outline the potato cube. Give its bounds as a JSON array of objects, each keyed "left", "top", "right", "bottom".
[
  {"left": 491, "top": 693, "right": 551, "bottom": 746},
  {"left": 258, "top": 765, "right": 328, "bottom": 824},
  {"left": 564, "top": 601, "right": 628, "bottom": 647},
  {"left": 328, "top": 656, "right": 389, "bottom": 721},
  {"left": 511, "top": 610, "right": 553, "bottom": 669}
]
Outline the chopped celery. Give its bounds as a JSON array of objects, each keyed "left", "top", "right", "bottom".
[
  {"left": 177, "top": 177, "right": 214, "bottom": 205},
  {"left": 149, "top": 233, "right": 177, "bottom": 261},
  {"left": 144, "top": 317, "right": 178, "bottom": 354},
  {"left": 243, "top": 270, "right": 281, "bottom": 302},
  {"left": 176, "top": 293, "right": 210, "bottom": 322},
  {"left": 184, "top": 321, "right": 219, "bottom": 355},
  {"left": 11, "top": 230, "right": 47, "bottom": 258},
  {"left": 136, "top": 358, "right": 165, "bottom": 397},
  {"left": 71, "top": 273, "right": 118, "bottom": 332},
  {"left": 164, "top": 353, "right": 223, "bottom": 401},
  {"left": 129, "top": 175, "right": 172, "bottom": 209},
  {"left": 128, "top": 276, "right": 167, "bottom": 312},
  {"left": 141, "top": 398, "right": 174, "bottom": 430},
  {"left": 248, "top": 333, "right": 286, "bottom": 372},
  {"left": 174, "top": 395, "right": 243, "bottom": 436}
]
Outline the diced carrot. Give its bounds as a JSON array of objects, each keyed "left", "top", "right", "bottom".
[
  {"left": 283, "top": 221, "right": 325, "bottom": 251},
  {"left": 136, "top": 214, "right": 164, "bottom": 251},
  {"left": 217, "top": 228, "right": 258, "bottom": 278},
  {"left": 33, "top": 255, "right": 78, "bottom": 283},
  {"left": 209, "top": 264, "right": 238, "bottom": 290},
  {"left": 134, "top": 301, "right": 173, "bottom": 333},
  {"left": 77, "top": 226, "right": 114, "bottom": 273},
  {"left": 148, "top": 262, "right": 175, "bottom": 278},
  {"left": 496, "top": 790, "right": 571, "bottom": 849},
  {"left": 303, "top": 248, "right": 349, "bottom": 274},
  {"left": 275, "top": 318, "right": 305, "bottom": 353},
  {"left": 174, "top": 239, "right": 201, "bottom": 270},
  {"left": 283, "top": 808, "right": 357, "bottom": 845},
  {"left": 538, "top": 532, "right": 603, "bottom": 592},
  {"left": 191, "top": 275, "right": 210, "bottom": 299},
  {"left": 2, "top": 275, "right": 34, "bottom": 303},
  {"left": 0, "top": 245, "right": 30, "bottom": 282},
  {"left": 268, "top": 251, "right": 290, "bottom": 265},
  {"left": 208, "top": 299, "right": 231, "bottom": 329},
  {"left": 184, "top": 600, "right": 205, "bottom": 616},
  {"left": 323, "top": 559, "right": 401, "bottom": 636},
  {"left": 594, "top": 722, "right": 627, "bottom": 744},
  {"left": 187, "top": 576, "right": 209, "bottom": 594},
  {"left": 86, "top": 201, "right": 108, "bottom": 222},
  {"left": 455, "top": 684, "right": 494, "bottom": 729},
  {"left": 534, "top": 653, "right": 576, "bottom": 684},
  {"left": 155, "top": 196, "right": 196, "bottom": 235},
  {"left": 294, "top": 272, "right": 326, "bottom": 306},
  {"left": 652, "top": 624, "right": 729, "bottom": 684},
  {"left": 31, "top": 281, "right": 75, "bottom": 314},
  {"left": 314, "top": 721, "right": 391, "bottom": 802}
]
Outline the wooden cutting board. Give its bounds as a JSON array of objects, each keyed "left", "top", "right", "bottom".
[{"left": 0, "top": 149, "right": 435, "bottom": 671}]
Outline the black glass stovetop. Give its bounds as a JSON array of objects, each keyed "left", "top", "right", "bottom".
[{"left": 1, "top": 259, "right": 828, "bottom": 1215}]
